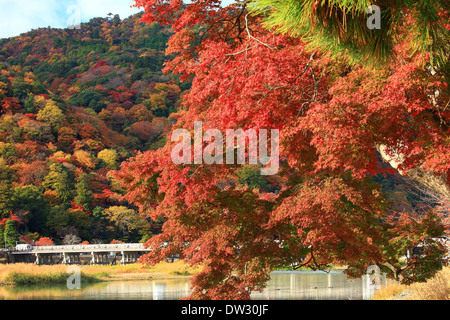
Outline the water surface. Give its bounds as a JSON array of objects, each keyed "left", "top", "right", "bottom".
[{"left": 0, "top": 270, "right": 391, "bottom": 300}]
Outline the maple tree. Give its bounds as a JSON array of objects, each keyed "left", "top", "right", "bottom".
[
  {"left": 114, "top": 0, "right": 450, "bottom": 299},
  {"left": 35, "top": 237, "right": 54, "bottom": 246},
  {"left": 0, "top": 3, "right": 446, "bottom": 299},
  {"left": 97, "top": 149, "right": 119, "bottom": 169},
  {"left": 73, "top": 149, "right": 97, "bottom": 170},
  {"left": 1, "top": 97, "right": 21, "bottom": 115},
  {"left": 36, "top": 102, "right": 65, "bottom": 129}
]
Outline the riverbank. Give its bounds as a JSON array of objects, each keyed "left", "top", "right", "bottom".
[
  {"left": 0, "top": 261, "right": 202, "bottom": 286},
  {"left": 373, "top": 267, "right": 450, "bottom": 300},
  {"left": 0, "top": 262, "right": 347, "bottom": 286}
]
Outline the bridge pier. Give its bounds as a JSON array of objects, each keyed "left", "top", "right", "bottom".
[
  {"left": 91, "top": 252, "right": 112, "bottom": 265},
  {"left": 35, "top": 253, "right": 55, "bottom": 265},
  {"left": 8, "top": 253, "right": 36, "bottom": 263},
  {"left": 62, "top": 253, "right": 81, "bottom": 265},
  {"left": 34, "top": 253, "right": 41, "bottom": 265},
  {"left": 120, "top": 252, "right": 139, "bottom": 265}
]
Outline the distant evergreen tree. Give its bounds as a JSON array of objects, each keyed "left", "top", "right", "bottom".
[
  {"left": 74, "top": 174, "right": 94, "bottom": 211},
  {"left": 236, "top": 165, "right": 269, "bottom": 190},
  {"left": 0, "top": 158, "right": 14, "bottom": 219},
  {"left": 12, "top": 186, "right": 48, "bottom": 235},
  {"left": 42, "top": 163, "right": 74, "bottom": 206},
  {"left": 0, "top": 225, "right": 4, "bottom": 248},
  {"left": 24, "top": 94, "right": 36, "bottom": 113},
  {"left": 4, "top": 220, "right": 18, "bottom": 248}
]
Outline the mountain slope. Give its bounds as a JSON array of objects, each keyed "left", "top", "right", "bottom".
[{"left": 0, "top": 13, "right": 182, "bottom": 245}]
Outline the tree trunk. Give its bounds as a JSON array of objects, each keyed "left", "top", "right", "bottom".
[{"left": 377, "top": 144, "right": 450, "bottom": 201}]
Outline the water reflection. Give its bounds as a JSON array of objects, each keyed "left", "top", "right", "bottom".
[
  {"left": 0, "top": 270, "right": 393, "bottom": 300},
  {"left": 252, "top": 271, "right": 392, "bottom": 300},
  {"left": 0, "top": 279, "right": 192, "bottom": 300}
]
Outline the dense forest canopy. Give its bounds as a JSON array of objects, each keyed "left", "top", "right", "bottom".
[{"left": 0, "top": 13, "right": 186, "bottom": 245}]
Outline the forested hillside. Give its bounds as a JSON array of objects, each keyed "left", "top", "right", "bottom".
[
  {"left": 0, "top": 13, "right": 187, "bottom": 245},
  {"left": 0, "top": 9, "right": 440, "bottom": 253}
]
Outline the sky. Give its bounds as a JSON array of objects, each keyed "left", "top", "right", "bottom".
[{"left": 0, "top": 0, "right": 142, "bottom": 39}]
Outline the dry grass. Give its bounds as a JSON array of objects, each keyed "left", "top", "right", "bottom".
[
  {"left": 372, "top": 283, "right": 407, "bottom": 300},
  {"left": 373, "top": 267, "right": 450, "bottom": 300},
  {"left": 407, "top": 268, "right": 450, "bottom": 300},
  {"left": 0, "top": 261, "right": 202, "bottom": 285},
  {"left": 0, "top": 264, "right": 68, "bottom": 285}
]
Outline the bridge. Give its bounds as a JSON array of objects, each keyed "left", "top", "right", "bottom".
[{"left": 4, "top": 243, "right": 153, "bottom": 265}]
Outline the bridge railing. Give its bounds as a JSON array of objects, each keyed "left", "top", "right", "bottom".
[{"left": 12, "top": 243, "right": 149, "bottom": 252}]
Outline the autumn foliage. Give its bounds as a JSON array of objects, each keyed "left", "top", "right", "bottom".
[
  {"left": 0, "top": 2, "right": 447, "bottom": 300},
  {"left": 114, "top": 0, "right": 450, "bottom": 299},
  {"left": 0, "top": 14, "right": 177, "bottom": 246},
  {"left": 35, "top": 237, "right": 54, "bottom": 246}
]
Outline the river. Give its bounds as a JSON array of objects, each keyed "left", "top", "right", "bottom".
[{"left": 0, "top": 270, "right": 393, "bottom": 300}]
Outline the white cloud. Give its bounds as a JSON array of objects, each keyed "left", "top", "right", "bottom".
[
  {"left": 0, "top": 0, "right": 64, "bottom": 38},
  {"left": 0, "top": 0, "right": 141, "bottom": 39},
  {"left": 75, "top": 0, "right": 140, "bottom": 21}
]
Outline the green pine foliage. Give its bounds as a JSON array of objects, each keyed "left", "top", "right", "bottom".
[
  {"left": 250, "top": 0, "right": 449, "bottom": 68},
  {"left": 4, "top": 220, "right": 18, "bottom": 248},
  {"left": 0, "top": 225, "right": 4, "bottom": 248}
]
